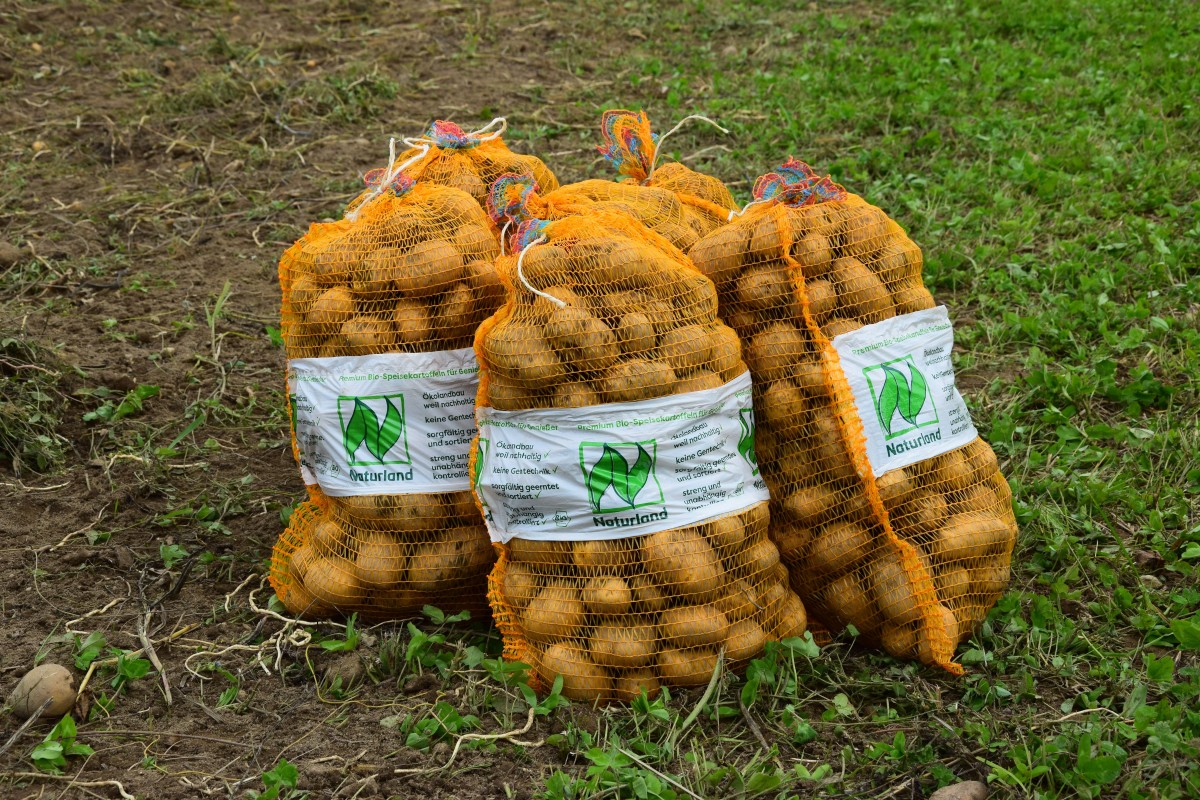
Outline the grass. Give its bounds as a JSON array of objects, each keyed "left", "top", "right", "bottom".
[{"left": 0, "top": 1, "right": 1196, "bottom": 798}]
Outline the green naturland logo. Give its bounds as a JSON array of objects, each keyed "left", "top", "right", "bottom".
[
  {"left": 338, "top": 394, "right": 411, "bottom": 466},
  {"left": 579, "top": 440, "right": 664, "bottom": 514},
  {"left": 863, "top": 355, "right": 938, "bottom": 440},
  {"left": 473, "top": 437, "right": 490, "bottom": 491},
  {"left": 738, "top": 408, "right": 759, "bottom": 476}
]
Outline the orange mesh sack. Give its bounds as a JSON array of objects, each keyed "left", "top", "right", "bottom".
[
  {"left": 469, "top": 212, "right": 806, "bottom": 703},
  {"left": 487, "top": 172, "right": 707, "bottom": 253},
  {"left": 357, "top": 118, "right": 559, "bottom": 208},
  {"left": 689, "top": 159, "right": 1017, "bottom": 672},
  {"left": 268, "top": 160, "right": 503, "bottom": 621},
  {"left": 597, "top": 109, "right": 740, "bottom": 241}
]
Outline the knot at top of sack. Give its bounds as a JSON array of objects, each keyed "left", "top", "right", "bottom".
[
  {"left": 597, "top": 109, "right": 657, "bottom": 183},
  {"left": 753, "top": 157, "right": 847, "bottom": 207},
  {"left": 361, "top": 167, "right": 414, "bottom": 197},
  {"left": 488, "top": 172, "right": 540, "bottom": 226},
  {"left": 426, "top": 120, "right": 485, "bottom": 149}
]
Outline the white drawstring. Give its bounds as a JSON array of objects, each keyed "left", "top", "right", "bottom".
[
  {"left": 402, "top": 117, "right": 508, "bottom": 151},
  {"left": 345, "top": 138, "right": 431, "bottom": 222},
  {"left": 515, "top": 234, "right": 565, "bottom": 307},
  {"left": 498, "top": 219, "right": 512, "bottom": 257},
  {"left": 648, "top": 114, "right": 729, "bottom": 181},
  {"left": 727, "top": 197, "right": 771, "bottom": 222}
]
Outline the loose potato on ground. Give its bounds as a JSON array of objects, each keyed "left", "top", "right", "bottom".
[
  {"left": 658, "top": 647, "right": 719, "bottom": 687},
  {"left": 591, "top": 623, "right": 656, "bottom": 668},
  {"left": 523, "top": 582, "right": 586, "bottom": 643},
  {"left": 537, "top": 643, "right": 612, "bottom": 702},
  {"left": 9, "top": 663, "right": 75, "bottom": 719}
]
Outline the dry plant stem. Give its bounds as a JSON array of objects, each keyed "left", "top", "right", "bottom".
[
  {"left": 66, "top": 598, "right": 122, "bottom": 633},
  {"left": 34, "top": 509, "right": 104, "bottom": 554},
  {"left": 616, "top": 748, "right": 704, "bottom": 800},
  {"left": 137, "top": 609, "right": 172, "bottom": 706},
  {"left": 392, "top": 706, "right": 541, "bottom": 775},
  {"left": 0, "top": 699, "right": 51, "bottom": 758},
  {"left": 75, "top": 623, "right": 200, "bottom": 702},
  {"left": 737, "top": 692, "right": 773, "bottom": 753},
  {"left": 5, "top": 773, "right": 135, "bottom": 800}
]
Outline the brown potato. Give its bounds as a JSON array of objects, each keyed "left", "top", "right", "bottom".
[
  {"left": 880, "top": 621, "right": 918, "bottom": 659},
  {"left": 615, "top": 313, "right": 657, "bottom": 356},
  {"left": 392, "top": 300, "right": 432, "bottom": 346},
  {"left": 934, "top": 514, "right": 1014, "bottom": 564},
  {"left": 834, "top": 257, "right": 891, "bottom": 322},
  {"left": 573, "top": 539, "right": 636, "bottom": 572},
  {"left": 708, "top": 325, "right": 744, "bottom": 380},
  {"left": 876, "top": 469, "right": 915, "bottom": 510},
  {"left": 734, "top": 538, "right": 782, "bottom": 577},
  {"left": 704, "top": 515, "right": 745, "bottom": 554},
  {"left": 658, "top": 324, "right": 712, "bottom": 374},
  {"left": 892, "top": 281, "right": 936, "bottom": 314},
  {"left": 809, "top": 521, "right": 871, "bottom": 576},
  {"left": 822, "top": 572, "right": 880, "bottom": 636},
  {"left": 601, "top": 358, "right": 676, "bottom": 403},
  {"left": 772, "top": 521, "right": 814, "bottom": 562},
  {"left": 872, "top": 558, "right": 921, "bottom": 625},
  {"left": 629, "top": 574, "right": 668, "bottom": 613},
  {"left": 341, "top": 316, "right": 394, "bottom": 355},
  {"left": 745, "top": 322, "right": 806, "bottom": 382},
  {"left": 748, "top": 212, "right": 787, "bottom": 260},
  {"left": 354, "top": 532, "right": 406, "bottom": 587},
  {"left": 523, "top": 582, "right": 586, "bottom": 643},
  {"left": 398, "top": 239, "right": 463, "bottom": 297},
  {"left": 805, "top": 278, "right": 837, "bottom": 322},
  {"left": 690, "top": 224, "right": 748, "bottom": 285},
  {"left": 308, "top": 287, "right": 356, "bottom": 334},
  {"left": 658, "top": 647, "right": 719, "bottom": 687},
  {"left": 591, "top": 623, "right": 656, "bottom": 668},
  {"left": 642, "top": 528, "right": 721, "bottom": 600},
  {"left": 659, "top": 605, "right": 730, "bottom": 649},
  {"left": 773, "top": 591, "right": 808, "bottom": 640},
  {"left": 916, "top": 604, "right": 959, "bottom": 666},
  {"left": 582, "top": 576, "right": 633, "bottom": 616},
  {"left": 792, "top": 233, "right": 834, "bottom": 279},
  {"left": 714, "top": 579, "right": 760, "bottom": 622},
  {"left": 792, "top": 358, "right": 826, "bottom": 397},
  {"left": 552, "top": 381, "right": 602, "bottom": 408},
  {"left": 519, "top": 245, "right": 571, "bottom": 285},
  {"left": 464, "top": 259, "right": 505, "bottom": 308},
  {"left": 503, "top": 562, "right": 541, "bottom": 610},
  {"left": 934, "top": 565, "right": 972, "bottom": 606},
  {"left": 304, "top": 555, "right": 365, "bottom": 609},
  {"left": 841, "top": 205, "right": 892, "bottom": 259},
  {"left": 931, "top": 450, "right": 976, "bottom": 492},
  {"left": 898, "top": 492, "right": 949, "bottom": 538},
  {"left": 289, "top": 274, "right": 322, "bottom": 317},
  {"left": 675, "top": 369, "right": 724, "bottom": 394},
  {"left": 454, "top": 224, "right": 499, "bottom": 261},
  {"left": 736, "top": 263, "right": 791, "bottom": 312},
  {"left": 725, "top": 619, "right": 768, "bottom": 662},
  {"left": 309, "top": 519, "right": 347, "bottom": 558},
  {"left": 759, "top": 381, "right": 808, "bottom": 431},
  {"left": 537, "top": 642, "right": 612, "bottom": 702},
  {"left": 509, "top": 538, "right": 574, "bottom": 567},
  {"left": 437, "top": 282, "right": 477, "bottom": 340},
  {"left": 610, "top": 668, "right": 661, "bottom": 703},
  {"left": 973, "top": 559, "right": 1012, "bottom": 595},
  {"left": 485, "top": 324, "right": 565, "bottom": 386}
]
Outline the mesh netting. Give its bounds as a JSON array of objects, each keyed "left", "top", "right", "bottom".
[
  {"left": 596, "top": 109, "right": 740, "bottom": 242},
  {"left": 471, "top": 212, "right": 807, "bottom": 703},
  {"left": 348, "top": 119, "right": 559, "bottom": 208},
  {"left": 268, "top": 176, "right": 502, "bottom": 621},
  {"left": 688, "top": 159, "right": 1018, "bottom": 672}
]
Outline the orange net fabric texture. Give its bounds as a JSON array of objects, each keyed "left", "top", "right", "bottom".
[
  {"left": 268, "top": 178, "right": 502, "bottom": 621},
  {"left": 471, "top": 212, "right": 806, "bottom": 703},
  {"left": 689, "top": 159, "right": 1017, "bottom": 672},
  {"left": 596, "top": 110, "right": 739, "bottom": 242},
  {"left": 487, "top": 173, "right": 709, "bottom": 254},
  {"left": 364, "top": 119, "right": 559, "bottom": 208}
]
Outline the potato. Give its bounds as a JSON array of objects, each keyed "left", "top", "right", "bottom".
[
  {"left": 354, "top": 532, "right": 406, "bottom": 587},
  {"left": 952, "top": 485, "right": 998, "bottom": 516},
  {"left": 965, "top": 438, "right": 1000, "bottom": 474},
  {"left": 841, "top": 205, "right": 892, "bottom": 259},
  {"left": 755, "top": 581, "right": 788, "bottom": 629},
  {"left": 309, "top": 519, "right": 347, "bottom": 558},
  {"left": 307, "top": 237, "right": 356, "bottom": 284},
  {"left": 898, "top": 492, "right": 949, "bottom": 538},
  {"left": 573, "top": 539, "right": 637, "bottom": 572},
  {"left": 304, "top": 555, "right": 366, "bottom": 608},
  {"left": 437, "top": 281, "right": 477, "bottom": 340},
  {"left": 704, "top": 514, "right": 744, "bottom": 554},
  {"left": 659, "top": 605, "right": 730, "bottom": 649},
  {"left": 708, "top": 325, "right": 744, "bottom": 380},
  {"left": 308, "top": 286, "right": 356, "bottom": 334},
  {"left": 773, "top": 591, "right": 808, "bottom": 640},
  {"left": 759, "top": 381, "right": 807, "bottom": 431},
  {"left": 484, "top": 324, "right": 565, "bottom": 386},
  {"left": 724, "top": 619, "right": 768, "bottom": 662},
  {"left": 736, "top": 263, "right": 791, "bottom": 312},
  {"left": 917, "top": 604, "right": 959, "bottom": 665},
  {"left": 289, "top": 274, "right": 322, "bottom": 317},
  {"left": 792, "top": 358, "right": 826, "bottom": 397},
  {"left": 340, "top": 316, "right": 393, "bottom": 355},
  {"left": 642, "top": 528, "right": 721, "bottom": 600},
  {"left": 454, "top": 224, "right": 498, "bottom": 261},
  {"left": 552, "top": 381, "right": 602, "bottom": 408},
  {"left": 792, "top": 233, "right": 834, "bottom": 279},
  {"left": 745, "top": 322, "right": 806, "bottom": 382},
  {"left": 809, "top": 521, "right": 871, "bottom": 576},
  {"left": 873, "top": 241, "right": 920, "bottom": 285},
  {"left": 871, "top": 558, "right": 921, "bottom": 625},
  {"left": 355, "top": 247, "right": 404, "bottom": 298},
  {"left": 610, "top": 668, "right": 661, "bottom": 703},
  {"left": 464, "top": 259, "right": 505, "bottom": 308},
  {"left": 880, "top": 621, "right": 918, "bottom": 659},
  {"left": 601, "top": 358, "right": 676, "bottom": 403},
  {"left": 974, "top": 559, "right": 1011, "bottom": 595},
  {"left": 615, "top": 312, "right": 657, "bottom": 355},
  {"left": 822, "top": 572, "right": 880, "bottom": 635},
  {"left": 591, "top": 623, "right": 656, "bottom": 668},
  {"left": 892, "top": 281, "right": 936, "bottom": 314},
  {"left": 690, "top": 224, "right": 747, "bottom": 284},
  {"left": 934, "top": 565, "right": 972, "bottom": 605},
  {"left": 834, "top": 257, "right": 891, "bottom": 322},
  {"left": 772, "top": 521, "right": 813, "bottom": 562},
  {"left": 396, "top": 239, "right": 463, "bottom": 297},
  {"left": 8, "top": 663, "right": 75, "bottom": 719},
  {"left": 519, "top": 244, "right": 571, "bottom": 285},
  {"left": 582, "top": 576, "right": 633, "bottom": 616},
  {"left": 510, "top": 538, "right": 574, "bottom": 567},
  {"left": 537, "top": 642, "right": 612, "bottom": 702},
  {"left": 804, "top": 278, "right": 837, "bottom": 323},
  {"left": 748, "top": 212, "right": 786, "bottom": 260},
  {"left": 408, "top": 527, "right": 493, "bottom": 590},
  {"left": 734, "top": 538, "right": 781, "bottom": 577},
  {"left": 524, "top": 582, "right": 586, "bottom": 642},
  {"left": 714, "top": 579, "right": 760, "bottom": 622},
  {"left": 676, "top": 369, "right": 724, "bottom": 394},
  {"left": 503, "top": 562, "right": 541, "bottom": 610},
  {"left": 281, "top": 568, "right": 331, "bottom": 619},
  {"left": 673, "top": 273, "right": 720, "bottom": 324},
  {"left": 629, "top": 574, "right": 668, "bottom": 613},
  {"left": 658, "top": 324, "right": 712, "bottom": 373},
  {"left": 392, "top": 299, "right": 432, "bottom": 346},
  {"left": 876, "top": 469, "right": 914, "bottom": 510},
  {"left": 658, "top": 647, "right": 719, "bottom": 687},
  {"left": 931, "top": 450, "right": 976, "bottom": 492},
  {"left": 741, "top": 502, "right": 770, "bottom": 534},
  {"left": 934, "top": 515, "right": 1014, "bottom": 564}
]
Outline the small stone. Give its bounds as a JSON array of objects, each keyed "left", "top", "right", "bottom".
[
  {"left": 31, "top": 42, "right": 43, "bottom": 54},
  {"left": 31, "top": 140, "right": 47, "bottom": 153},
  {"left": 1140, "top": 574, "right": 1163, "bottom": 589},
  {"left": 306, "top": 59, "right": 317, "bottom": 68},
  {"left": 929, "top": 781, "right": 989, "bottom": 800},
  {"left": 0, "top": 241, "right": 24, "bottom": 268},
  {"left": 9, "top": 663, "right": 76, "bottom": 719}
]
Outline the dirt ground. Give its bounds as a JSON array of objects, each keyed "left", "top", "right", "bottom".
[{"left": 0, "top": 3, "right": 679, "bottom": 797}]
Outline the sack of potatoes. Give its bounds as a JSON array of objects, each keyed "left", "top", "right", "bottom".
[
  {"left": 469, "top": 211, "right": 807, "bottom": 703},
  {"left": 268, "top": 166, "right": 503, "bottom": 622},
  {"left": 688, "top": 158, "right": 1018, "bottom": 673},
  {"left": 596, "top": 109, "right": 740, "bottom": 241},
  {"left": 344, "top": 119, "right": 559, "bottom": 208},
  {"left": 486, "top": 171, "right": 712, "bottom": 255}
]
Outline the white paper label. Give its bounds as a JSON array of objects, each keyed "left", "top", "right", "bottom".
[
  {"left": 473, "top": 371, "right": 769, "bottom": 543},
  {"left": 832, "top": 306, "right": 978, "bottom": 477},
  {"left": 287, "top": 349, "right": 479, "bottom": 496}
]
